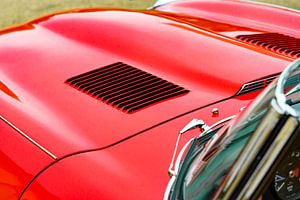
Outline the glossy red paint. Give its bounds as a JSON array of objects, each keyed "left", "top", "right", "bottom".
[
  {"left": 21, "top": 96, "right": 253, "bottom": 199},
  {"left": 157, "top": 0, "right": 300, "bottom": 37},
  {"left": 0, "top": 119, "right": 53, "bottom": 199},
  {"left": 0, "top": 0, "right": 298, "bottom": 199},
  {"left": 0, "top": 81, "right": 20, "bottom": 101},
  {"left": 0, "top": 7, "right": 290, "bottom": 158}
]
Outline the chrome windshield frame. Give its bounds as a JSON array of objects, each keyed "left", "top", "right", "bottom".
[
  {"left": 164, "top": 59, "right": 300, "bottom": 200},
  {"left": 219, "top": 58, "right": 300, "bottom": 200},
  {"left": 164, "top": 115, "right": 235, "bottom": 200},
  {"left": 150, "top": 0, "right": 178, "bottom": 9},
  {"left": 275, "top": 59, "right": 300, "bottom": 117}
]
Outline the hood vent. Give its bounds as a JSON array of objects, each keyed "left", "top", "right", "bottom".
[
  {"left": 236, "top": 73, "right": 280, "bottom": 96},
  {"left": 66, "top": 62, "right": 189, "bottom": 113},
  {"left": 236, "top": 33, "right": 300, "bottom": 59}
]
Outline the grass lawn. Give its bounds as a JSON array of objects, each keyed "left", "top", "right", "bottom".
[{"left": 0, "top": 0, "right": 299, "bottom": 29}]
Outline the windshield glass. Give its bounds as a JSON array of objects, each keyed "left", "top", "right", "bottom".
[
  {"left": 179, "top": 61, "right": 300, "bottom": 200},
  {"left": 182, "top": 84, "right": 275, "bottom": 199},
  {"left": 284, "top": 68, "right": 300, "bottom": 113}
]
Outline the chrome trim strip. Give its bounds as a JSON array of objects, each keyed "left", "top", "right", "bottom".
[
  {"left": 275, "top": 59, "right": 300, "bottom": 117},
  {"left": 206, "top": 115, "right": 236, "bottom": 131},
  {"left": 220, "top": 59, "right": 300, "bottom": 199},
  {"left": 241, "top": 116, "right": 299, "bottom": 199},
  {"left": 149, "top": 0, "right": 178, "bottom": 9},
  {"left": 175, "top": 115, "right": 236, "bottom": 175},
  {"left": 236, "top": 74, "right": 279, "bottom": 96},
  {"left": 221, "top": 107, "right": 282, "bottom": 199},
  {"left": 164, "top": 115, "right": 236, "bottom": 199},
  {"left": 0, "top": 115, "right": 57, "bottom": 160},
  {"left": 164, "top": 176, "right": 176, "bottom": 200}
]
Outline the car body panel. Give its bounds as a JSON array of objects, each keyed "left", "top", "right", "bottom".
[
  {"left": 156, "top": 0, "right": 300, "bottom": 37},
  {"left": 21, "top": 95, "right": 253, "bottom": 199},
  {"left": 0, "top": 1, "right": 299, "bottom": 199},
  {"left": 0, "top": 119, "right": 53, "bottom": 199},
  {"left": 0, "top": 8, "right": 290, "bottom": 158}
]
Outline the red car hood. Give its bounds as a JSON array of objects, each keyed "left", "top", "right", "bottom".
[{"left": 0, "top": 8, "right": 291, "bottom": 158}]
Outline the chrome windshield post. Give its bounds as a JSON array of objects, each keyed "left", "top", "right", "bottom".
[
  {"left": 168, "top": 119, "right": 210, "bottom": 176},
  {"left": 150, "top": 0, "right": 178, "bottom": 9},
  {"left": 164, "top": 115, "right": 236, "bottom": 200}
]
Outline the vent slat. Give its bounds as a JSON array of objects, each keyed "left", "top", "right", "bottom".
[
  {"left": 239, "top": 86, "right": 265, "bottom": 95},
  {"left": 236, "top": 33, "right": 300, "bottom": 59},
  {"left": 92, "top": 74, "right": 158, "bottom": 98},
  {"left": 82, "top": 69, "right": 143, "bottom": 92},
  {"left": 236, "top": 74, "right": 279, "bottom": 96},
  {"left": 126, "top": 89, "right": 189, "bottom": 113},
  {"left": 76, "top": 65, "right": 137, "bottom": 89},
  {"left": 114, "top": 84, "right": 180, "bottom": 108},
  {"left": 67, "top": 62, "right": 124, "bottom": 84},
  {"left": 122, "top": 87, "right": 187, "bottom": 110},
  {"left": 65, "top": 62, "right": 189, "bottom": 113},
  {"left": 109, "top": 81, "right": 173, "bottom": 106},
  {"left": 243, "top": 82, "right": 264, "bottom": 89},
  {"left": 102, "top": 79, "right": 165, "bottom": 103},
  {"left": 75, "top": 65, "right": 139, "bottom": 89}
]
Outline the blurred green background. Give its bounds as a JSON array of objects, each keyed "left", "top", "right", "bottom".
[{"left": 0, "top": 0, "right": 299, "bottom": 29}]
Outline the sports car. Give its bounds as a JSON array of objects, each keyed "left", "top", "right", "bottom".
[{"left": 0, "top": 0, "right": 299, "bottom": 199}]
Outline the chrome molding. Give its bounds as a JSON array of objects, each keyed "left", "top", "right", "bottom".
[
  {"left": 220, "top": 107, "right": 283, "bottom": 199},
  {"left": 241, "top": 116, "right": 299, "bottom": 199},
  {"left": 0, "top": 114, "right": 57, "bottom": 160},
  {"left": 236, "top": 74, "right": 279, "bottom": 96},
  {"left": 150, "top": 0, "right": 178, "bottom": 9},
  {"left": 275, "top": 59, "right": 300, "bottom": 117},
  {"left": 164, "top": 115, "right": 235, "bottom": 200},
  {"left": 220, "top": 59, "right": 300, "bottom": 199},
  {"left": 173, "top": 115, "right": 236, "bottom": 176}
]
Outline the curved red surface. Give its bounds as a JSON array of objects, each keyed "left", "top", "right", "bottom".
[
  {"left": 0, "top": 1, "right": 298, "bottom": 198},
  {"left": 0, "top": 8, "right": 290, "bottom": 158},
  {"left": 0, "top": 120, "right": 53, "bottom": 199},
  {"left": 157, "top": 0, "right": 300, "bottom": 37},
  {"left": 21, "top": 96, "right": 253, "bottom": 199}
]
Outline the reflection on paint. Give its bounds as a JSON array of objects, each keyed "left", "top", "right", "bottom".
[{"left": 0, "top": 81, "right": 20, "bottom": 101}]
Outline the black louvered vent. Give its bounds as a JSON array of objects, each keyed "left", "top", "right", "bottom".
[
  {"left": 66, "top": 62, "right": 189, "bottom": 113},
  {"left": 236, "top": 33, "right": 300, "bottom": 59},
  {"left": 236, "top": 73, "right": 280, "bottom": 96}
]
